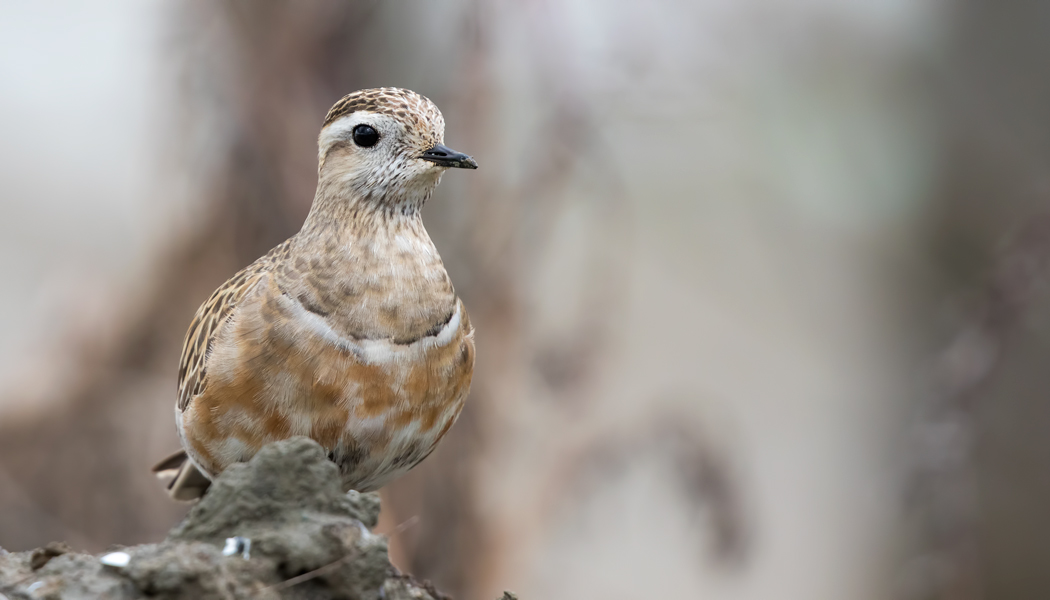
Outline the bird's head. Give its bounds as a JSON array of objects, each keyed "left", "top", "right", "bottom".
[{"left": 316, "top": 88, "right": 477, "bottom": 213}]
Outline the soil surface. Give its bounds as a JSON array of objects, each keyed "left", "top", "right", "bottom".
[{"left": 0, "top": 437, "right": 514, "bottom": 600}]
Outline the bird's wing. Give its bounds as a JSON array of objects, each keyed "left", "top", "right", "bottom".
[{"left": 177, "top": 239, "right": 293, "bottom": 412}]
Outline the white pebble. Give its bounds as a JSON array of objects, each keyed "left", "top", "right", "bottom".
[
  {"left": 99, "top": 552, "right": 131, "bottom": 568},
  {"left": 222, "top": 536, "right": 251, "bottom": 559}
]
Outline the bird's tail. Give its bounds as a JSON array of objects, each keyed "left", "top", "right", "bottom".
[{"left": 151, "top": 450, "right": 211, "bottom": 501}]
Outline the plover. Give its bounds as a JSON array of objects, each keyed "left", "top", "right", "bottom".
[{"left": 154, "top": 88, "right": 477, "bottom": 500}]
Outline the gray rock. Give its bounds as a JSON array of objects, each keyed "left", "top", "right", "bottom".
[
  {"left": 169, "top": 437, "right": 389, "bottom": 599},
  {"left": 2, "top": 552, "right": 137, "bottom": 600},
  {"left": 170, "top": 436, "right": 382, "bottom": 543},
  {"left": 0, "top": 437, "right": 460, "bottom": 600},
  {"left": 121, "top": 542, "right": 277, "bottom": 600}
]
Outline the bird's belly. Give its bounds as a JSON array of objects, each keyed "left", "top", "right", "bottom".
[{"left": 180, "top": 302, "right": 474, "bottom": 491}]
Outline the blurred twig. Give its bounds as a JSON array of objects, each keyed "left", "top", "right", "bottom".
[
  {"left": 906, "top": 212, "right": 1050, "bottom": 600},
  {"left": 547, "top": 408, "right": 749, "bottom": 565}
]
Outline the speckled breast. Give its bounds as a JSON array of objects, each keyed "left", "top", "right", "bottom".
[{"left": 178, "top": 278, "right": 474, "bottom": 492}]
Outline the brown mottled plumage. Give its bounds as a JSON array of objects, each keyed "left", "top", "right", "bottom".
[{"left": 153, "top": 88, "right": 478, "bottom": 500}]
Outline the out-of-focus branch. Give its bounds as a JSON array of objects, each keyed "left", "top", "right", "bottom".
[
  {"left": 0, "top": 0, "right": 376, "bottom": 551},
  {"left": 906, "top": 212, "right": 1050, "bottom": 600}
]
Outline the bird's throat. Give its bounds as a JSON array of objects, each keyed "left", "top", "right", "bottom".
[{"left": 289, "top": 187, "right": 456, "bottom": 343}]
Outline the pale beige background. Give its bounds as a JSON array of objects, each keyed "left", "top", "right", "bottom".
[{"left": 2, "top": 1, "right": 1048, "bottom": 599}]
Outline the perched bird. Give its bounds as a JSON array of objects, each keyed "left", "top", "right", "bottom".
[{"left": 153, "top": 88, "right": 477, "bottom": 500}]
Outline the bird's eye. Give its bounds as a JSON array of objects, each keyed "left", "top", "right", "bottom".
[{"left": 352, "top": 124, "right": 379, "bottom": 148}]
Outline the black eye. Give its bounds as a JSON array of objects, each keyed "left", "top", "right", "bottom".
[{"left": 352, "top": 124, "right": 379, "bottom": 148}]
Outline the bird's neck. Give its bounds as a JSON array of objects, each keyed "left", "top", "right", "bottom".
[
  {"left": 307, "top": 155, "right": 441, "bottom": 223},
  {"left": 299, "top": 178, "right": 429, "bottom": 243},
  {"left": 287, "top": 179, "right": 456, "bottom": 342}
]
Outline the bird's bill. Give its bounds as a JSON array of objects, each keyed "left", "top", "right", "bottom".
[{"left": 420, "top": 144, "right": 478, "bottom": 169}]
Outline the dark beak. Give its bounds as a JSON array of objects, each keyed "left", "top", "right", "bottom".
[{"left": 420, "top": 144, "right": 478, "bottom": 169}]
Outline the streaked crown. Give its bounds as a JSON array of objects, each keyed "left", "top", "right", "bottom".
[{"left": 322, "top": 87, "right": 444, "bottom": 149}]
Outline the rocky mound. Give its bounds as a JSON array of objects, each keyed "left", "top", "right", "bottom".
[{"left": 0, "top": 437, "right": 513, "bottom": 600}]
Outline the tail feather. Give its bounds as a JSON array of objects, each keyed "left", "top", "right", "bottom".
[
  {"left": 151, "top": 450, "right": 211, "bottom": 501},
  {"left": 151, "top": 450, "right": 188, "bottom": 477}
]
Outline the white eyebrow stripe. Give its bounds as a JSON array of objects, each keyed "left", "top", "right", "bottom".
[{"left": 318, "top": 112, "right": 381, "bottom": 160}]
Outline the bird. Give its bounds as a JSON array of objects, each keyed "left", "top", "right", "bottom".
[{"left": 153, "top": 87, "right": 477, "bottom": 501}]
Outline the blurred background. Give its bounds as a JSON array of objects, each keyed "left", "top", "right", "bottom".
[{"left": 1, "top": 0, "right": 1049, "bottom": 598}]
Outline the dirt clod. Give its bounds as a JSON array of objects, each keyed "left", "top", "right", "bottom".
[
  {"left": 29, "top": 542, "right": 71, "bottom": 570},
  {"left": 0, "top": 437, "right": 459, "bottom": 600}
]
